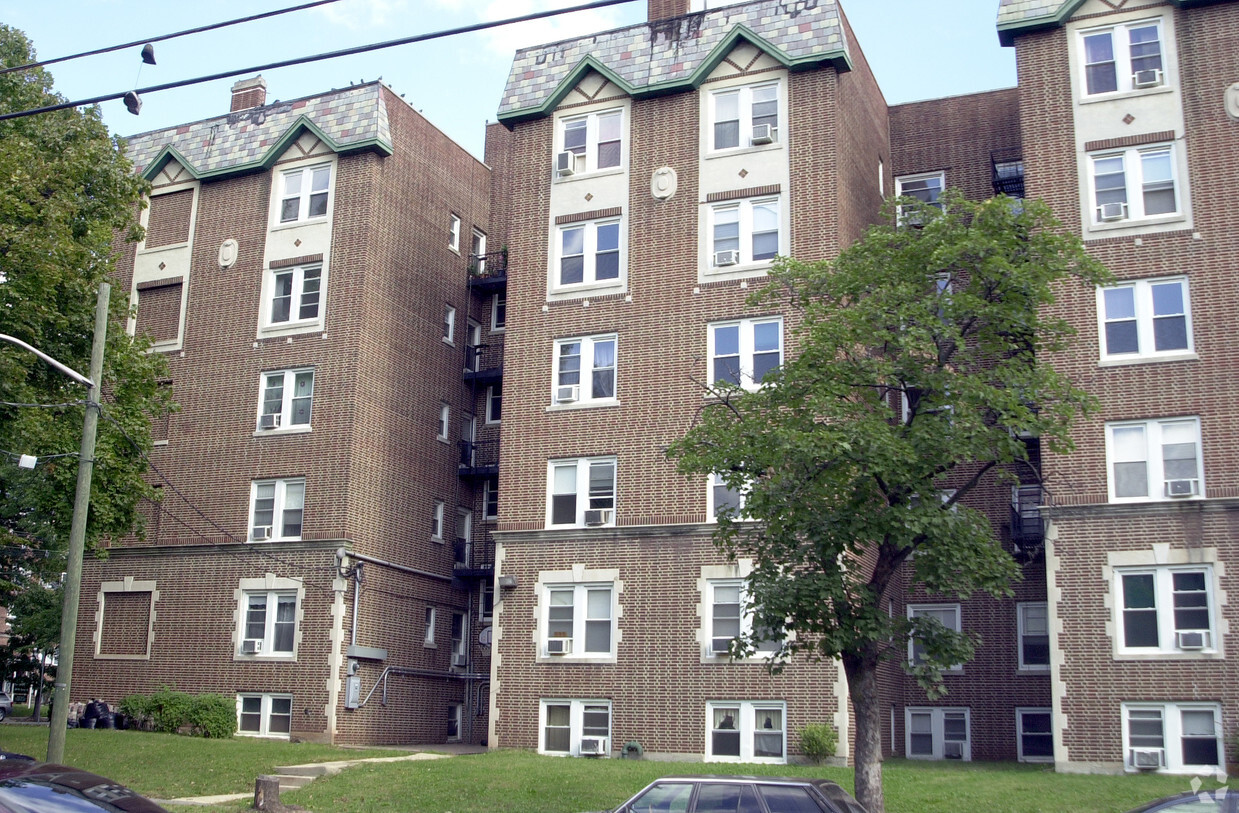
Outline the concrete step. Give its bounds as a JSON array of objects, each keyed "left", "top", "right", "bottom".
[
  {"left": 273, "top": 764, "right": 329, "bottom": 778},
  {"left": 272, "top": 774, "right": 314, "bottom": 790}
]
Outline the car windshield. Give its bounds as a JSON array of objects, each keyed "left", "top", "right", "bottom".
[{"left": 0, "top": 780, "right": 122, "bottom": 813}]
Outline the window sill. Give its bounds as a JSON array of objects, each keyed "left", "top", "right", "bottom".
[
  {"left": 258, "top": 322, "right": 324, "bottom": 340},
  {"left": 1086, "top": 213, "right": 1186, "bottom": 235},
  {"left": 553, "top": 166, "right": 626, "bottom": 183},
  {"left": 437, "top": 435, "right": 450, "bottom": 444},
  {"left": 701, "top": 263, "right": 772, "bottom": 284},
  {"left": 431, "top": 537, "right": 445, "bottom": 545},
  {"left": 234, "top": 654, "right": 296, "bottom": 661},
  {"left": 1017, "top": 666, "right": 1051, "bottom": 674},
  {"left": 424, "top": 642, "right": 437, "bottom": 649},
  {"left": 547, "top": 398, "right": 620, "bottom": 412},
  {"left": 547, "top": 281, "right": 626, "bottom": 302},
  {"left": 1078, "top": 84, "right": 1175, "bottom": 105},
  {"left": 442, "top": 337, "right": 455, "bottom": 346},
  {"left": 1108, "top": 495, "right": 1205, "bottom": 505},
  {"left": 1098, "top": 352, "right": 1198, "bottom": 367},
  {"left": 536, "top": 654, "right": 617, "bottom": 665},
  {"left": 269, "top": 215, "right": 330, "bottom": 233},
  {"left": 253, "top": 425, "right": 312, "bottom": 438},
  {"left": 703, "top": 141, "right": 784, "bottom": 160},
  {"left": 248, "top": 537, "right": 301, "bottom": 544},
  {"left": 545, "top": 523, "right": 617, "bottom": 531},
  {"left": 152, "top": 439, "right": 169, "bottom": 447},
  {"left": 1113, "top": 650, "right": 1222, "bottom": 660}
]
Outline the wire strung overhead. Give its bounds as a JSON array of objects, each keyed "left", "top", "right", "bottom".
[
  {"left": 0, "top": 0, "right": 348, "bottom": 76},
  {"left": 0, "top": 0, "right": 640, "bottom": 123}
]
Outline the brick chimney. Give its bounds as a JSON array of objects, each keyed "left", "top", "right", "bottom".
[
  {"left": 230, "top": 75, "right": 267, "bottom": 112},
  {"left": 648, "top": 0, "right": 691, "bottom": 21}
]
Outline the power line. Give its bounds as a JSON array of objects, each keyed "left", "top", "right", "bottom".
[
  {"left": 0, "top": 0, "right": 640, "bottom": 123},
  {"left": 0, "top": 0, "right": 347, "bottom": 77}
]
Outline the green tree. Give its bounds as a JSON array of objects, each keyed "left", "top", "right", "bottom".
[
  {"left": 5, "top": 578, "right": 62, "bottom": 720},
  {"left": 669, "top": 193, "right": 1108, "bottom": 813},
  {"left": 0, "top": 24, "right": 170, "bottom": 562}
]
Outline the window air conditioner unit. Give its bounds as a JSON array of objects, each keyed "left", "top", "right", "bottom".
[
  {"left": 555, "top": 151, "right": 580, "bottom": 176},
  {"left": 242, "top": 639, "right": 262, "bottom": 655},
  {"left": 1176, "top": 630, "right": 1210, "bottom": 650},
  {"left": 1132, "top": 68, "right": 1164, "bottom": 89},
  {"left": 251, "top": 525, "right": 272, "bottom": 542},
  {"left": 1097, "top": 202, "right": 1128, "bottom": 222},
  {"left": 710, "top": 637, "right": 734, "bottom": 657},
  {"left": 1131, "top": 748, "right": 1164, "bottom": 770},
  {"left": 451, "top": 653, "right": 468, "bottom": 668},
  {"left": 556, "top": 384, "right": 579, "bottom": 404},
  {"left": 944, "top": 741, "right": 964, "bottom": 760},
  {"left": 546, "top": 638, "right": 572, "bottom": 656},
  {"left": 258, "top": 413, "right": 281, "bottom": 430},
  {"left": 714, "top": 249, "right": 740, "bottom": 267},
  {"left": 1165, "top": 478, "right": 1199, "bottom": 498},
  {"left": 579, "top": 737, "right": 607, "bottom": 756},
  {"left": 750, "top": 123, "right": 774, "bottom": 145},
  {"left": 584, "top": 509, "right": 613, "bottom": 526}
]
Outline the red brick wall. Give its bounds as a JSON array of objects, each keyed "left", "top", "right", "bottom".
[
  {"left": 145, "top": 189, "right": 193, "bottom": 248},
  {"left": 134, "top": 282, "right": 182, "bottom": 344},
  {"left": 97, "top": 591, "right": 152, "bottom": 657}
]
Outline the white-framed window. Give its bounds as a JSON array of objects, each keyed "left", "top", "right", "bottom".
[
  {"left": 447, "top": 703, "right": 462, "bottom": 741},
  {"left": 249, "top": 479, "right": 304, "bottom": 542},
  {"left": 1018, "top": 603, "right": 1050, "bottom": 671},
  {"left": 264, "top": 264, "right": 323, "bottom": 329},
  {"left": 1090, "top": 145, "right": 1179, "bottom": 224},
  {"left": 1123, "top": 703, "right": 1223, "bottom": 773},
  {"left": 558, "top": 109, "right": 623, "bottom": 175},
  {"left": 1097, "top": 277, "right": 1191, "bottom": 361},
  {"left": 431, "top": 500, "right": 445, "bottom": 541},
  {"left": 706, "top": 701, "right": 787, "bottom": 763},
  {"left": 1106, "top": 417, "right": 1201, "bottom": 502},
  {"left": 907, "top": 604, "right": 962, "bottom": 670},
  {"left": 240, "top": 591, "right": 297, "bottom": 657},
  {"left": 491, "top": 292, "right": 506, "bottom": 332},
  {"left": 708, "top": 472, "right": 747, "bottom": 522},
  {"left": 455, "top": 508, "right": 471, "bottom": 566},
  {"left": 1115, "top": 566, "right": 1215, "bottom": 654},
  {"left": 709, "top": 82, "right": 779, "bottom": 151},
  {"left": 257, "top": 369, "right": 313, "bottom": 432},
  {"left": 278, "top": 164, "right": 330, "bottom": 224},
  {"left": 542, "top": 583, "right": 614, "bottom": 657},
  {"left": 486, "top": 384, "right": 502, "bottom": 424},
  {"left": 547, "top": 457, "right": 616, "bottom": 528},
  {"left": 906, "top": 707, "right": 971, "bottom": 761},
  {"left": 483, "top": 476, "right": 498, "bottom": 520},
  {"left": 1016, "top": 708, "right": 1054, "bottom": 763},
  {"left": 451, "top": 611, "right": 467, "bottom": 661},
  {"left": 470, "top": 228, "right": 487, "bottom": 272},
  {"left": 710, "top": 198, "right": 780, "bottom": 268},
  {"left": 443, "top": 305, "right": 456, "bottom": 344},
  {"left": 896, "top": 172, "right": 945, "bottom": 208},
  {"left": 449, "top": 213, "right": 461, "bottom": 252},
  {"left": 705, "top": 579, "right": 777, "bottom": 658},
  {"left": 424, "top": 607, "right": 436, "bottom": 646},
  {"left": 540, "top": 699, "right": 612, "bottom": 757},
  {"left": 556, "top": 219, "right": 621, "bottom": 288},
  {"left": 1080, "top": 19, "right": 1165, "bottom": 96},
  {"left": 437, "top": 402, "right": 451, "bottom": 442},
  {"left": 553, "top": 334, "right": 616, "bottom": 404},
  {"left": 237, "top": 694, "right": 292, "bottom": 738},
  {"left": 709, "top": 317, "right": 782, "bottom": 390}
]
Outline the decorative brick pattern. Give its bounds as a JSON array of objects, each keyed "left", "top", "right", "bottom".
[{"left": 145, "top": 190, "right": 193, "bottom": 248}]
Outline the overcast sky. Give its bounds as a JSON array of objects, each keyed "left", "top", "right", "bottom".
[{"left": 0, "top": 0, "right": 1017, "bottom": 160}]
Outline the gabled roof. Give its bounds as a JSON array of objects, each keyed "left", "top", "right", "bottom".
[
  {"left": 996, "top": 0, "right": 1235, "bottom": 46},
  {"left": 497, "top": 0, "right": 851, "bottom": 123},
  {"left": 121, "top": 82, "right": 393, "bottom": 182}
]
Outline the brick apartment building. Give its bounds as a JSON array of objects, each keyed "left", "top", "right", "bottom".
[
  {"left": 481, "top": 0, "right": 1237, "bottom": 775},
  {"left": 72, "top": 76, "right": 502, "bottom": 745}
]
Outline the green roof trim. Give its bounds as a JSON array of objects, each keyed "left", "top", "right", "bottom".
[
  {"left": 497, "top": 26, "right": 851, "bottom": 124},
  {"left": 997, "top": 0, "right": 1236, "bottom": 46},
  {"left": 138, "top": 115, "right": 392, "bottom": 182}
]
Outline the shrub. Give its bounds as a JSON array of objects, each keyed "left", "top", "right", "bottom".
[
  {"left": 188, "top": 693, "right": 237, "bottom": 739},
  {"left": 148, "top": 686, "right": 194, "bottom": 734},
  {"left": 800, "top": 722, "right": 838, "bottom": 763},
  {"left": 119, "top": 694, "right": 155, "bottom": 730}
]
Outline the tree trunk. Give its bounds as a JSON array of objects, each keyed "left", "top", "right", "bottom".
[
  {"left": 31, "top": 651, "right": 47, "bottom": 723},
  {"left": 844, "top": 655, "right": 885, "bottom": 813}
]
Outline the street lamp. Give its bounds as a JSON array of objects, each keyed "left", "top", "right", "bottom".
[{"left": 1, "top": 282, "right": 110, "bottom": 764}]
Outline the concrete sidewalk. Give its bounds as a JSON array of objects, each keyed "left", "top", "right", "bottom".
[{"left": 157, "top": 748, "right": 482, "bottom": 807}]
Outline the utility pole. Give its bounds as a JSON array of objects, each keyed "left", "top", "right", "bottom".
[{"left": 46, "top": 282, "right": 109, "bottom": 765}]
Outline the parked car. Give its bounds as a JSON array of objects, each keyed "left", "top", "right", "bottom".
[
  {"left": 605, "top": 775, "right": 868, "bottom": 813},
  {"left": 1125, "top": 789, "right": 1236, "bottom": 813},
  {"left": 0, "top": 691, "right": 12, "bottom": 721},
  {"left": 0, "top": 761, "right": 170, "bottom": 813}
]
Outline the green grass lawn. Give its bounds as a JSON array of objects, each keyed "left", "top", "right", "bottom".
[{"left": 0, "top": 726, "right": 1222, "bottom": 812}]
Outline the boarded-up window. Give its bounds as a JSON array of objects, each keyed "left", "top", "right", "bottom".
[
  {"left": 135, "top": 280, "right": 183, "bottom": 344},
  {"left": 98, "top": 591, "right": 153, "bottom": 657},
  {"left": 145, "top": 189, "right": 193, "bottom": 248}
]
